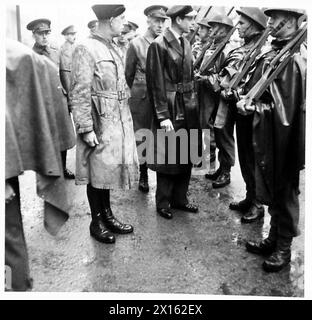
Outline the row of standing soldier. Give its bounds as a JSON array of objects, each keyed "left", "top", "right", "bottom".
[
  {"left": 6, "top": 4, "right": 306, "bottom": 291},
  {"left": 125, "top": 5, "right": 306, "bottom": 273},
  {"left": 69, "top": 6, "right": 306, "bottom": 271}
]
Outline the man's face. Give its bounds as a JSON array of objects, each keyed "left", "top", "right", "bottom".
[
  {"left": 65, "top": 33, "right": 76, "bottom": 44},
  {"left": 237, "top": 15, "right": 253, "bottom": 39},
  {"left": 268, "top": 11, "right": 291, "bottom": 37},
  {"left": 33, "top": 30, "right": 50, "bottom": 46},
  {"left": 179, "top": 16, "right": 194, "bottom": 34},
  {"left": 110, "top": 13, "right": 126, "bottom": 36},
  {"left": 198, "top": 25, "right": 210, "bottom": 41},
  {"left": 148, "top": 17, "right": 166, "bottom": 37}
]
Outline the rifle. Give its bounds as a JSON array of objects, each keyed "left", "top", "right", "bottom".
[
  {"left": 227, "top": 27, "right": 271, "bottom": 91},
  {"left": 194, "top": 6, "right": 235, "bottom": 72},
  {"left": 239, "top": 24, "right": 307, "bottom": 124},
  {"left": 189, "top": 6, "right": 213, "bottom": 44},
  {"left": 198, "top": 23, "right": 237, "bottom": 74}
]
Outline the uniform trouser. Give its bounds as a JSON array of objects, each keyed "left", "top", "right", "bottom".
[
  {"left": 61, "top": 150, "right": 67, "bottom": 170},
  {"left": 268, "top": 177, "right": 300, "bottom": 239},
  {"left": 214, "top": 103, "right": 236, "bottom": 171},
  {"left": 203, "top": 120, "right": 216, "bottom": 158},
  {"left": 236, "top": 113, "right": 257, "bottom": 201},
  {"left": 5, "top": 177, "right": 32, "bottom": 291},
  {"left": 156, "top": 167, "right": 192, "bottom": 209}
]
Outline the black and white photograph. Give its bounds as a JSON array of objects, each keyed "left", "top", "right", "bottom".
[{"left": 2, "top": 0, "right": 312, "bottom": 301}]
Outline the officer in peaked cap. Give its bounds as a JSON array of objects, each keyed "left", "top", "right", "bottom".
[
  {"left": 125, "top": 5, "right": 168, "bottom": 193},
  {"left": 87, "top": 20, "right": 98, "bottom": 32},
  {"left": 70, "top": 3, "right": 137, "bottom": 244},
  {"left": 26, "top": 18, "right": 57, "bottom": 63},
  {"left": 26, "top": 18, "right": 76, "bottom": 180},
  {"left": 145, "top": 4, "right": 200, "bottom": 219},
  {"left": 165, "top": 5, "right": 197, "bottom": 18},
  {"left": 127, "top": 21, "right": 139, "bottom": 31},
  {"left": 61, "top": 25, "right": 77, "bottom": 36},
  {"left": 60, "top": 24, "right": 77, "bottom": 115},
  {"left": 144, "top": 5, "right": 169, "bottom": 19},
  {"left": 26, "top": 18, "right": 51, "bottom": 33}
]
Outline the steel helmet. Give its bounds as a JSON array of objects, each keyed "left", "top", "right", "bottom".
[
  {"left": 236, "top": 7, "right": 268, "bottom": 30},
  {"left": 208, "top": 14, "right": 234, "bottom": 28},
  {"left": 264, "top": 8, "right": 305, "bottom": 18}
]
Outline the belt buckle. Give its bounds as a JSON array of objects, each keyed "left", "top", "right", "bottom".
[{"left": 177, "top": 83, "right": 183, "bottom": 93}]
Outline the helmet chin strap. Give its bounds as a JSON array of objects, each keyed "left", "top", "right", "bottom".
[{"left": 271, "top": 18, "right": 289, "bottom": 36}]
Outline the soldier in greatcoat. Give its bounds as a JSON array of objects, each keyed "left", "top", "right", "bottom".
[
  {"left": 27, "top": 18, "right": 75, "bottom": 179},
  {"left": 125, "top": 5, "right": 168, "bottom": 193}
]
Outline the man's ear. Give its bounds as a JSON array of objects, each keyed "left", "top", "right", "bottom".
[{"left": 286, "top": 15, "right": 297, "bottom": 29}]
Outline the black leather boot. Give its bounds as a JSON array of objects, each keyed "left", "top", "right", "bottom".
[
  {"left": 90, "top": 212, "right": 115, "bottom": 244},
  {"left": 87, "top": 185, "right": 115, "bottom": 243},
  {"left": 245, "top": 227, "right": 277, "bottom": 255},
  {"left": 138, "top": 164, "right": 149, "bottom": 193},
  {"left": 229, "top": 198, "right": 252, "bottom": 212},
  {"left": 205, "top": 166, "right": 222, "bottom": 180},
  {"left": 212, "top": 170, "right": 231, "bottom": 188},
  {"left": 102, "top": 208, "right": 134, "bottom": 234},
  {"left": 262, "top": 237, "right": 292, "bottom": 272},
  {"left": 241, "top": 203, "right": 264, "bottom": 223}
]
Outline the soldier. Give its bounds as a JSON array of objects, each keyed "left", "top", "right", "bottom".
[
  {"left": 206, "top": 8, "right": 267, "bottom": 194},
  {"left": 70, "top": 4, "right": 138, "bottom": 244},
  {"left": 194, "top": 15, "right": 234, "bottom": 174},
  {"left": 87, "top": 20, "right": 98, "bottom": 33},
  {"left": 146, "top": 5, "right": 200, "bottom": 219},
  {"left": 125, "top": 21, "right": 139, "bottom": 41},
  {"left": 125, "top": 5, "right": 168, "bottom": 193},
  {"left": 26, "top": 18, "right": 75, "bottom": 179},
  {"left": 191, "top": 17, "right": 210, "bottom": 62},
  {"left": 60, "top": 25, "right": 77, "bottom": 101},
  {"left": 223, "top": 8, "right": 268, "bottom": 223},
  {"left": 241, "top": 8, "right": 306, "bottom": 272},
  {"left": 114, "top": 23, "right": 132, "bottom": 61}
]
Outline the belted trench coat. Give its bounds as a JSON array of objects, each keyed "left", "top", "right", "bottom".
[
  {"left": 146, "top": 28, "right": 201, "bottom": 174},
  {"left": 70, "top": 32, "right": 139, "bottom": 189}
]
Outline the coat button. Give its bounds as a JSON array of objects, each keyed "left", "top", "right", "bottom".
[{"left": 260, "top": 160, "right": 265, "bottom": 167}]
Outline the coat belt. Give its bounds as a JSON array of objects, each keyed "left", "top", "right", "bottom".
[
  {"left": 166, "top": 81, "right": 194, "bottom": 93},
  {"left": 91, "top": 90, "right": 128, "bottom": 101}
]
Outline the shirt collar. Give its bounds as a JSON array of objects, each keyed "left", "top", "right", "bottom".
[{"left": 169, "top": 27, "right": 182, "bottom": 42}]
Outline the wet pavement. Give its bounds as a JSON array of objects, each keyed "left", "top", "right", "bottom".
[{"left": 19, "top": 148, "right": 305, "bottom": 296}]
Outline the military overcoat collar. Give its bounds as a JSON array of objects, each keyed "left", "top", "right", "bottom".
[{"left": 163, "top": 27, "right": 185, "bottom": 57}]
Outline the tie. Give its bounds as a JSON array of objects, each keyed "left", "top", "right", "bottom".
[{"left": 179, "top": 36, "right": 184, "bottom": 50}]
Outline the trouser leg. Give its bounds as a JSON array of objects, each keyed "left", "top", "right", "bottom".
[
  {"left": 214, "top": 104, "right": 236, "bottom": 171},
  {"left": 61, "top": 150, "right": 67, "bottom": 169},
  {"left": 171, "top": 167, "right": 192, "bottom": 207},
  {"left": 156, "top": 172, "right": 174, "bottom": 209},
  {"left": 5, "top": 177, "right": 32, "bottom": 291},
  {"left": 236, "top": 114, "right": 256, "bottom": 201}
]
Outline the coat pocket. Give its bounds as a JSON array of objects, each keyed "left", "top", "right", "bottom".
[{"left": 91, "top": 95, "right": 116, "bottom": 120}]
